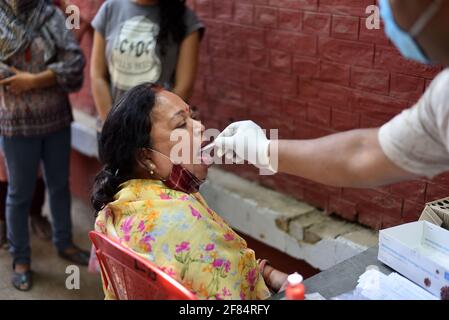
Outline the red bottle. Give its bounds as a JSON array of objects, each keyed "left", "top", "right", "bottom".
[{"left": 285, "top": 273, "right": 305, "bottom": 300}]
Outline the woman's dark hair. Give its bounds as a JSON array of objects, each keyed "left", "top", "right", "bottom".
[
  {"left": 91, "top": 83, "right": 161, "bottom": 211},
  {"left": 158, "top": 0, "right": 187, "bottom": 55}
]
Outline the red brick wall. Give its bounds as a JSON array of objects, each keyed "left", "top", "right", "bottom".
[
  {"left": 187, "top": 0, "right": 447, "bottom": 230},
  {"left": 70, "top": 0, "right": 448, "bottom": 230}
]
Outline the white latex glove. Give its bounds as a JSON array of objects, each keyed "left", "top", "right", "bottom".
[{"left": 215, "top": 120, "right": 276, "bottom": 172}]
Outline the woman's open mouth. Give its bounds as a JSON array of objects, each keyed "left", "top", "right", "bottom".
[{"left": 199, "top": 140, "right": 214, "bottom": 166}]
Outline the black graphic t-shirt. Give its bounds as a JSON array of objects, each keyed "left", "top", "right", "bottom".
[{"left": 92, "top": 0, "right": 204, "bottom": 104}]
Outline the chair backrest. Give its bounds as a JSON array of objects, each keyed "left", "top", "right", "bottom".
[{"left": 89, "top": 231, "right": 196, "bottom": 300}]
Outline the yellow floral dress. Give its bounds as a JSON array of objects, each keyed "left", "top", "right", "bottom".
[{"left": 95, "top": 179, "right": 271, "bottom": 300}]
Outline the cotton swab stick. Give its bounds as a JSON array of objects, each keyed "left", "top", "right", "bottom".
[{"left": 200, "top": 142, "right": 216, "bottom": 153}]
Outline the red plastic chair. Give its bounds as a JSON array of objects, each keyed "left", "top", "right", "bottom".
[{"left": 89, "top": 231, "right": 197, "bottom": 300}]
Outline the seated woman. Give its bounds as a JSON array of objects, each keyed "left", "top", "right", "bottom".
[{"left": 92, "top": 83, "right": 288, "bottom": 300}]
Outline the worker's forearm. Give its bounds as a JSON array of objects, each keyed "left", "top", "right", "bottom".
[
  {"left": 173, "top": 85, "right": 193, "bottom": 102},
  {"left": 173, "top": 31, "right": 200, "bottom": 103},
  {"left": 91, "top": 77, "right": 113, "bottom": 121},
  {"left": 32, "top": 69, "right": 57, "bottom": 89},
  {"left": 272, "top": 128, "right": 414, "bottom": 188}
]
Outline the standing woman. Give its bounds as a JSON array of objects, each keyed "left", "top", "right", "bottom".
[
  {"left": 0, "top": 0, "right": 93, "bottom": 251},
  {"left": 0, "top": 0, "right": 89, "bottom": 291},
  {"left": 90, "top": 0, "right": 204, "bottom": 131}
]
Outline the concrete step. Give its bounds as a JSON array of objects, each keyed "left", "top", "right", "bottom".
[{"left": 201, "top": 167, "right": 378, "bottom": 271}]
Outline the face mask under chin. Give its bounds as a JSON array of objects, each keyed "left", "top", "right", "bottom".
[
  {"left": 162, "top": 163, "right": 204, "bottom": 194},
  {"left": 143, "top": 148, "right": 205, "bottom": 194}
]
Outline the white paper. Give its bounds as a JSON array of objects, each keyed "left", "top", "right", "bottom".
[{"left": 353, "top": 269, "right": 438, "bottom": 300}]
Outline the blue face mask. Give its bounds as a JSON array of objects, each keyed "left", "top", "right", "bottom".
[{"left": 380, "top": 0, "right": 442, "bottom": 64}]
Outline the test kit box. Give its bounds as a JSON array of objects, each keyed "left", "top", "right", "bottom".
[{"left": 378, "top": 220, "right": 449, "bottom": 300}]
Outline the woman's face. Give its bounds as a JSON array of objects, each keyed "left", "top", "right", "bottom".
[{"left": 147, "top": 90, "right": 210, "bottom": 181}]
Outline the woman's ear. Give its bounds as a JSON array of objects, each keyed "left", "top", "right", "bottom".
[
  {"left": 136, "top": 158, "right": 153, "bottom": 174},
  {"left": 136, "top": 149, "right": 156, "bottom": 175}
]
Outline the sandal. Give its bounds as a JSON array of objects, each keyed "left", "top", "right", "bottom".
[
  {"left": 12, "top": 269, "right": 33, "bottom": 291},
  {"left": 58, "top": 246, "right": 90, "bottom": 266}
]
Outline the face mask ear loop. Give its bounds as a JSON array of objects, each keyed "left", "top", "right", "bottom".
[
  {"left": 141, "top": 148, "right": 173, "bottom": 183},
  {"left": 143, "top": 147, "right": 205, "bottom": 186},
  {"left": 409, "top": 0, "right": 443, "bottom": 37},
  {"left": 137, "top": 158, "right": 166, "bottom": 182}
]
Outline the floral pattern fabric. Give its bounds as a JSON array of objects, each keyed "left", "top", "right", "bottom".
[{"left": 95, "top": 179, "right": 271, "bottom": 300}]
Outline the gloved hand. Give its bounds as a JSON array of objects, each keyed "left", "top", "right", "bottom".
[{"left": 214, "top": 120, "right": 276, "bottom": 172}]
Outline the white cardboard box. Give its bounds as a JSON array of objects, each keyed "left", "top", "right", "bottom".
[{"left": 378, "top": 221, "right": 449, "bottom": 300}]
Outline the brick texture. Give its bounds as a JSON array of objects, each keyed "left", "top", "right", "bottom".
[
  {"left": 70, "top": 0, "right": 446, "bottom": 230},
  {"left": 187, "top": 0, "right": 445, "bottom": 231}
]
